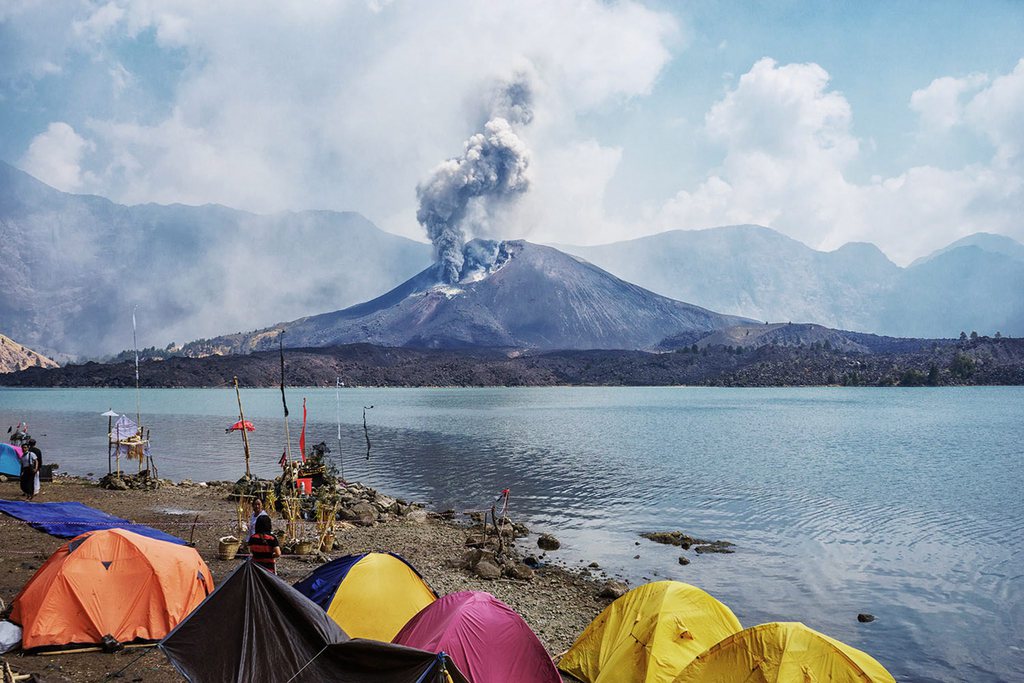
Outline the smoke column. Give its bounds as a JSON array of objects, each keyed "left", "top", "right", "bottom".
[{"left": 416, "top": 76, "right": 534, "bottom": 283}]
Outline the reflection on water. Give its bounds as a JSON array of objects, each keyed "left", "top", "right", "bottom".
[{"left": 2, "top": 386, "right": 1022, "bottom": 682}]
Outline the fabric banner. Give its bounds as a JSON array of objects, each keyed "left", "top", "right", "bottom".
[{"left": 299, "top": 398, "right": 307, "bottom": 462}]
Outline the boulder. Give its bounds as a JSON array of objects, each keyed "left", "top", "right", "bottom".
[
  {"left": 504, "top": 563, "right": 535, "bottom": 581},
  {"left": 474, "top": 559, "right": 502, "bottom": 580},
  {"left": 406, "top": 509, "right": 430, "bottom": 524},
  {"left": 599, "top": 581, "right": 629, "bottom": 599},
  {"left": 537, "top": 533, "right": 561, "bottom": 551},
  {"left": 349, "top": 502, "right": 377, "bottom": 527},
  {"left": 453, "top": 549, "right": 483, "bottom": 570}
]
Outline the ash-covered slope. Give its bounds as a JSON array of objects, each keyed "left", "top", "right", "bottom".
[
  {"left": 0, "top": 333, "right": 58, "bottom": 373},
  {"left": 187, "top": 240, "right": 751, "bottom": 354}
]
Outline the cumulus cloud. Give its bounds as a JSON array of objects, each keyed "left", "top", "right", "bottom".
[
  {"left": 5, "top": 0, "right": 678, "bottom": 240},
  {"left": 965, "top": 58, "right": 1024, "bottom": 163},
  {"left": 910, "top": 73, "right": 988, "bottom": 132},
  {"left": 20, "top": 122, "right": 95, "bottom": 191},
  {"left": 654, "top": 57, "right": 1024, "bottom": 264}
]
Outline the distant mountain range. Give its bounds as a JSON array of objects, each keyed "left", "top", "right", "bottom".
[
  {"left": 182, "top": 240, "right": 751, "bottom": 354},
  {"left": 0, "top": 161, "right": 431, "bottom": 357},
  {"left": 558, "top": 226, "right": 1024, "bottom": 338},
  {"left": 3, "top": 161, "right": 1022, "bottom": 358}
]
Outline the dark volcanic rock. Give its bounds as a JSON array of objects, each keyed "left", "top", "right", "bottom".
[{"left": 538, "top": 533, "right": 561, "bottom": 551}]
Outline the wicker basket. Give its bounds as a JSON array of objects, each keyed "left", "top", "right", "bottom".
[
  {"left": 293, "top": 540, "right": 313, "bottom": 556},
  {"left": 218, "top": 537, "right": 241, "bottom": 560}
]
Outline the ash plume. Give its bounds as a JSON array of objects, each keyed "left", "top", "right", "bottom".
[{"left": 416, "top": 76, "right": 534, "bottom": 284}]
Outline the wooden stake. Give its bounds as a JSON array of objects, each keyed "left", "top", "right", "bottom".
[{"left": 233, "top": 377, "right": 252, "bottom": 478}]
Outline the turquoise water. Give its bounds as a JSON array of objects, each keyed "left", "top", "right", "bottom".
[{"left": 1, "top": 386, "right": 1022, "bottom": 681}]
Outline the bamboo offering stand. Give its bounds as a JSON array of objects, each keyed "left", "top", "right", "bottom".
[{"left": 315, "top": 498, "right": 341, "bottom": 552}]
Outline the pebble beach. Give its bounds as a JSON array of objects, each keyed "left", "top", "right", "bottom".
[{"left": 0, "top": 476, "right": 613, "bottom": 682}]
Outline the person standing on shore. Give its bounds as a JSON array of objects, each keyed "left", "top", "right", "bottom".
[
  {"left": 19, "top": 440, "right": 39, "bottom": 500},
  {"left": 248, "top": 514, "right": 281, "bottom": 574},
  {"left": 248, "top": 498, "right": 269, "bottom": 539}
]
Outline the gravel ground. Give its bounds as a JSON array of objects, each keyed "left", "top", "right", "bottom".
[{"left": 0, "top": 477, "right": 607, "bottom": 682}]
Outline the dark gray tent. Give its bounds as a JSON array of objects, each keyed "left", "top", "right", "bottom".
[{"left": 159, "top": 560, "right": 467, "bottom": 683}]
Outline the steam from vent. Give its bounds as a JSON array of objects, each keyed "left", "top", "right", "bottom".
[{"left": 416, "top": 75, "right": 534, "bottom": 283}]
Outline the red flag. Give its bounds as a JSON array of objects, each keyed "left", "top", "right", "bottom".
[{"left": 299, "top": 398, "right": 307, "bottom": 462}]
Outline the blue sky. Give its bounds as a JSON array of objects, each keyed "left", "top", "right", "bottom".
[{"left": 1, "top": 0, "right": 1022, "bottom": 263}]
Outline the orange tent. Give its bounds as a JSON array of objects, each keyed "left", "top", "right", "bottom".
[{"left": 11, "top": 528, "right": 213, "bottom": 650}]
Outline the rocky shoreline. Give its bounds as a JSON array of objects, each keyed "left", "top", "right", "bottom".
[{"left": 0, "top": 475, "right": 620, "bottom": 682}]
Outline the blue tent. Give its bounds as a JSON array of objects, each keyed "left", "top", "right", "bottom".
[{"left": 0, "top": 443, "right": 23, "bottom": 477}]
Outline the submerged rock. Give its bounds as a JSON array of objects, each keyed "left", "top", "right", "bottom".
[
  {"left": 641, "top": 530, "right": 735, "bottom": 554},
  {"left": 693, "top": 541, "right": 735, "bottom": 554},
  {"left": 537, "top": 533, "right": 561, "bottom": 551},
  {"left": 858, "top": 613, "right": 876, "bottom": 623}
]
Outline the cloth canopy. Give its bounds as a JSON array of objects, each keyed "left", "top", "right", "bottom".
[
  {"left": 111, "top": 415, "right": 149, "bottom": 461},
  {"left": 225, "top": 420, "right": 255, "bottom": 433}
]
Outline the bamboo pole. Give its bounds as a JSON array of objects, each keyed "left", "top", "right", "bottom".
[
  {"left": 233, "top": 377, "right": 252, "bottom": 478},
  {"left": 107, "top": 410, "right": 113, "bottom": 475}
]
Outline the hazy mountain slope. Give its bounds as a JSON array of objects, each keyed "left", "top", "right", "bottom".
[
  {"left": 0, "top": 161, "right": 432, "bottom": 357},
  {"left": 882, "top": 247, "right": 1024, "bottom": 337},
  {"left": 560, "top": 225, "right": 1024, "bottom": 337},
  {"left": 559, "top": 225, "right": 900, "bottom": 332},
  {"left": 184, "top": 240, "right": 751, "bottom": 354},
  {"left": 911, "top": 232, "right": 1024, "bottom": 266},
  {"left": 0, "top": 333, "right": 58, "bottom": 373}
]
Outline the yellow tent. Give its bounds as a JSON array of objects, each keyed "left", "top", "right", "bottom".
[
  {"left": 559, "top": 580, "right": 743, "bottom": 683},
  {"left": 293, "top": 552, "right": 437, "bottom": 641},
  {"left": 672, "top": 621, "right": 896, "bottom": 683}
]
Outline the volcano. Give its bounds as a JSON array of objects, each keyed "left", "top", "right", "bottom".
[{"left": 187, "top": 240, "right": 750, "bottom": 354}]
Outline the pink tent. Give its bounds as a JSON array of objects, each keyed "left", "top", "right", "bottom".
[{"left": 393, "top": 591, "right": 560, "bottom": 683}]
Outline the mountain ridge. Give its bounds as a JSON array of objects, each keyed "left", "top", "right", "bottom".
[
  {"left": 0, "top": 160, "right": 432, "bottom": 357},
  {"left": 558, "top": 225, "right": 1024, "bottom": 337}
]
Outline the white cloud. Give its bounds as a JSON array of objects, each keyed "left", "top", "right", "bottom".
[
  {"left": 910, "top": 73, "right": 987, "bottom": 133},
  {"left": 20, "top": 122, "right": 95, "bottom": 191},
  {"left": 653, "top": 58, "right": 1024, "bottom": 264},
  {"left": 18, "top": 0, "right": 677, "bottom": 239},
  {"left": 965, "top": 58, "right": 1024, "bottom": 164}
]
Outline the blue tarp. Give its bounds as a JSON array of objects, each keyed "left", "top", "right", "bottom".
[{"left": 0, "top": 500, "right": 185, "bottom": 545}]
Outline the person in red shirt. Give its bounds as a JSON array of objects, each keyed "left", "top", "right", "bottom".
[{"left": 247, "top": 514, "right": 281, "bottom": 574}]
